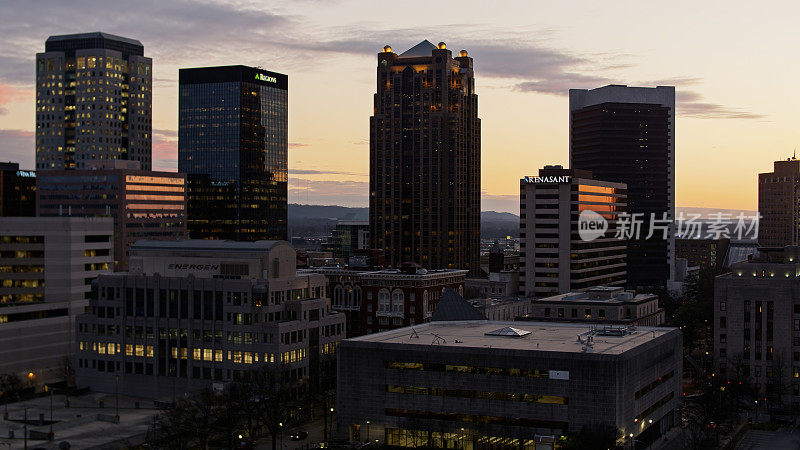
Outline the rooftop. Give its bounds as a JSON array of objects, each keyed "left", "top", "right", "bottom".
[
  {"left": 347, "top": 320, "right": 677, "bottom": 355},
  {"left": 46, "top": 31, "right": 143, "bottom": 47},
  {"left": 132, "top": 239, "right": 287, "bottom": 253},
  {"left": 534, "top": 287, "right": 654, "bottom": 304},
  {"left": 399, "top": 40, "right": 437, "bottom": 57}
]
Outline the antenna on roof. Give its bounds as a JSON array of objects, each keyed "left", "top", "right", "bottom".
[
  {"left": 410, "top": 328, "right": 419, "bottom": 339},
  {"left": 431, "top": 333, "right": 446, "bottom": 345}
]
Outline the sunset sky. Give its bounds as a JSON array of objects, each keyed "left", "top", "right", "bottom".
[{"left": 0, "top": 0, "right": 796, "bottom": 213}]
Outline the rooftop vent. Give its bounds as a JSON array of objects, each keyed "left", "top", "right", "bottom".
[{"left": 484, "top": 326, "right": 531, "bottom": 337}]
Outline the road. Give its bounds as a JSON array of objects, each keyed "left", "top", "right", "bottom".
[
  {"left": 735, "top": 429, "right": 800, "bottom": 450},
  {"left": 256, "top": 415, "right": 333, "bottom": 450}
]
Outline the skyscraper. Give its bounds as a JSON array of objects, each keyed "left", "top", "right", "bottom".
[
  {"left": 36, "top": 32, "right": 152, "bottom": 170},
  {"left": 758, "top": 158, "right": 800, "bottom": 247},
  {"left": 179, "top": 65, "right": 288, "bottom": 241},
  {"left": 569, "top": 85, "right": 675, "bottom": 288},
  {"left": 370, "top": 41, "right": 480, "bottom": 274}
]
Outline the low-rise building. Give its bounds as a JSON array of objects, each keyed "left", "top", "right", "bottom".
[
  {"left": 676, "top": 237, "right": 729, "bottom": 272},
  {"left": 306, "top": 265, "right": 467, "bottom": 337},
  {"left": 468, "top": 297, "right": 530, "bottom": 321},
  {"left": 75, "top": 239, "right": 345, "bottom": 398},
  {"left": 465, "top": 270, "right": 519, "bottom": 299},
  {"left": 0, "top": 217, "right": 113, "bottom": 389},
  {"left": 527, "top": 286, "right": 664, "bottom": 327},
  {"left": 337, "top": 321, "right": 682, "bottom": 449}
]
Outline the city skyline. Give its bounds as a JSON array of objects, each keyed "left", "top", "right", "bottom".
[{"left": 0, "top": 0, "right": 794, "bottom": 213}]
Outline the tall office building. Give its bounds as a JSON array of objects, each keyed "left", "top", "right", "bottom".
[
  {"left": 758, "top": 158, "right": 800, "bottom": 247},
  {"left": 0, "top": 217, "right": 112, "bottom": 389},
  {"left": 37, "top": 161, "right": 186, "bottom": 271},
  {"left": 369, "top": 41, "right": 480, "bottom": 274},
  {"left": 36, "top": 32, "right": 152, "bottom": 170},
  {"left": 179, "top": 65, "right": 288, "bottom": 242},
  {"left": 0, "top": 163, "right": 36, "bottom": 216},
  {"left": 519, "top": 165, "right": 627, "bottom": 297},
  {"left": 570, "top": 85, "right": 675, "bottom": 288}
]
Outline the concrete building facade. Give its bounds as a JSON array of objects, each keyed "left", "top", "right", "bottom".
[
  {"left": 0, "top": 217, "right": 113, "bottom": 388},
  {"left": 714, "top": 246, "right": 800, "bottom": 405},
  {"left": 75, "top": 240, "right": 345, "bottom": 398},
  {"left": 337, "top": 321, "right": 682, "bottom": 449},
  {"left": 520, "top": 165, "right": 627, "bottom": 298}
]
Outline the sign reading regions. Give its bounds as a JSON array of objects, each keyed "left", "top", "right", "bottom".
[
  {"left": 523, "top": 175, "right": 571, "bottom": 184},
  {"left": 255, "top": 73, "right": 277, "bottom": 83}
]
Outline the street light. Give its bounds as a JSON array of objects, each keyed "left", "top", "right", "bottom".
[
  {"left": 114, "top": 374, "right": 120, "bottom": 423},
  {"left": 366, "top": 420, "right": 370, "bottom": 443}
]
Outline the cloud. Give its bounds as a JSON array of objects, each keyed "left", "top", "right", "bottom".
[
  {"left": 289, "top": 169, "right": 367, "bottom": 176},
  {"left": 0, "top": 83, "right": 32, "bottom": 114},
  {"left": 152, "top": 135, "right": 177, "bottom": 171},
  {"left": 0, "top": 129, "right": 34, "bottom": 167},
  {"left": 289, "top": 142, "right": 309, "bottom": 149},
  {"left": 288, "top": 178, "right": 368, "bottom": 207}
]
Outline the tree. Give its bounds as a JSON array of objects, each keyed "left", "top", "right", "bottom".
[
  {"left": 0, "top": 373, "right": 24, "bottom": 418},
  {"left": 241, "top": 364, "right": 297, "bottom": 450}
]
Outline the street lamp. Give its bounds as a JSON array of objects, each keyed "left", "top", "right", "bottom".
[
  {"left": 279, "top": 422, "right": 283, "bottom": 449},
  {"left": 366, "top": 420, "right": 370, "bottom": 443},
  {"left": 114, "top": 374, "right": 120, "bottom": 422}
]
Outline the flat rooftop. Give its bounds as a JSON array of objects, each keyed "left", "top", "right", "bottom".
[
  {"left": 535, "top": 288, "right": 654, "bottom": 304},
  {"left": 347, "top": 320, "right": 677, "bottom": 355}
]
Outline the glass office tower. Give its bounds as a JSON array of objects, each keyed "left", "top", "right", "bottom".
[{"left": 179, "top": 65, "right": 288, "bottom": 241}]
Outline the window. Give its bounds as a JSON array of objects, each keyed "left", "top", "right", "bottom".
[
  {"left": 720, "top": 302, "right": 726, "bottom": 311},
  {"left": 720, "top": 348, "right": 726, "bottom": 358},
  {"left": 557, "top": 308, "right": 564, "bottom": 318},
  {"left": 544, "top": 308, "right": 551, "bottom": 317},
  {"left": 720, "top": 317, "right": 727, "bottom": 329},
  {"left": 391, "top": 289, "right": 404, "bottom": 313},
  {"left": 571, "top": 309, "right": 577, "bottom": 318},
  {"left": 720, "top": 334, "right": 727, "bottom": 344},
  {"left": 584, "top": 309, "right": 591, "bottom": 319},
  {"left": 378, "top": 289, "right": 390, "bottom": 312}
]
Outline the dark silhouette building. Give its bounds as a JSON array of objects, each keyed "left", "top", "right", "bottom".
[
  {"left": 0, "top": 163, "right": 36, "bottom": 216},
  {"left": 179, "top": 65, "right": 288, "bottom": 241},
  {"left": 369, "top": 41, "right": 480, "bottom": 274},
  {"left": 758, "top": 158, "right": 800, "bottom": 247},
  {"left": 36, "top": 32, "right": 152, "bottom": 170},
  {"left": 569, "top": 85, "right": 675, "bottom": 288}
]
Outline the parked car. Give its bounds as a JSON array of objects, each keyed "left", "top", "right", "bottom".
[{"left": 290, "top": 431, "right": 309, "bottom": 441}]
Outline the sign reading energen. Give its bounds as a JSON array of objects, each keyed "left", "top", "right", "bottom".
[{"left": 255, "top": 73, "right": 277, "bottom": 83}]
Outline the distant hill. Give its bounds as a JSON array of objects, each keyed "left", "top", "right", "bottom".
[{"left": 287, "top": 204, "right": 520, "bottom": 238}]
